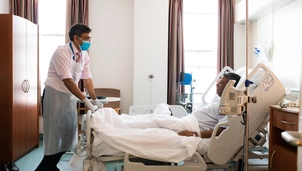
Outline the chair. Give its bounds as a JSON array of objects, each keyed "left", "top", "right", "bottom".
[{"left": 94, "top": 88, "right": 121, "bottom": 114}]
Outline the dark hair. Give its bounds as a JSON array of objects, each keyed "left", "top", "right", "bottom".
[
  {"left": 223, "top": 72, "right": 241, "bottom": 87},
  {"left": 68, "top": 23, "right": 92, "bottom": 41}
]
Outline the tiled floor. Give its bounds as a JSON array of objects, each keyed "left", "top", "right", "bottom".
[
  {"left": 15, "top": 135, "right": 73, "bottom": 171},
  {"left": 14, "top": 135, "right": 122, "bottom": 171}
]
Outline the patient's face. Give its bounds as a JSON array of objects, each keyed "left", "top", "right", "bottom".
[{"left": 216, "top": 76, "right": 228, "bottom": 97}]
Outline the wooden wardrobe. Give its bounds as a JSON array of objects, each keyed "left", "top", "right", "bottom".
[{"left": 0, "top": 14, "right": 39, "bottom": 164}]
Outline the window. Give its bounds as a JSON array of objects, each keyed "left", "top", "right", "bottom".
[
  {"left": 39, "top": 0, "right": 66, "bottom": 94},
  {"left": 183, "top": 0, "right": 218, "bottom": 108}
]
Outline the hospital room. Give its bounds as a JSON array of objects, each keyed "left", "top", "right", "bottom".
[{"left": 0, "top": 0, "right": 301, "bottom": 171}]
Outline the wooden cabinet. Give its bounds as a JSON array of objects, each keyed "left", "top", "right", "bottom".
[
  {"left": 0, "top": 14, "right": 39, "bottom": 164},
  {"left": 268, "top": 105, "right": 298, "bottom": 171}
]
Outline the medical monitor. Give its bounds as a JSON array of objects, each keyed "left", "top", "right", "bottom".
[{"left": 180, "top": 72, "right": 192, "bottom": 85}]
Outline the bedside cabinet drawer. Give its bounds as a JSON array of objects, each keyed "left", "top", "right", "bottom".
[
  {"left": 274, "top": 110, "right": 298, "bottom": 131},
  {"left": 269, "top": 105, "right": 299, "bottom": 171}
]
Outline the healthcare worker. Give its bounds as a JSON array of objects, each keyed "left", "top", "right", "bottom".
[{"left": 35, "top": 23, "right": 103, "bottom": 171}]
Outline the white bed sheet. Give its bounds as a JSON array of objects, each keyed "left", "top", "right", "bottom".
[{"left": 90, "top": 108, "right": 210, "bottom": 163}]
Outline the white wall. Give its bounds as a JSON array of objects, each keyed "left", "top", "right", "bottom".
[
  {"left": 89, "top": 0, "right": 134, "bottom": 113},
  {"left": 234, "top": 23, "right": 257, "bottom": 71},
  {"left": 234, "top": 0, "right": 301, "bottom": 90},
  {"left": 0, "top": 0, "right": 9, "bottom": 13},
  {"left": 270, "top": 0, "right": 301, "bottom": 89},
  {"left": 89, "top": 0, "right": 169, "bottom": 113},
  {"left": 133, "top": 0, "right": 169, "bottom": 106},
  {"left": 255, "top": 0, "right": 301, "bottom": 89},
  {"left": 234, "top": 23, "right": 246, "bottom": 70},
  {"left": 235, "top": 0, "right": 298, "bottom": 22}
]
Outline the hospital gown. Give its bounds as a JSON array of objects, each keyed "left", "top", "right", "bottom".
[{"left": 193, "top": 95, "right": 227, "bottom": 131}]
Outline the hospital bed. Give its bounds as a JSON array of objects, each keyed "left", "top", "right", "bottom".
[{"left": 71, "top": 63, "right": 285, "bottom": 171}]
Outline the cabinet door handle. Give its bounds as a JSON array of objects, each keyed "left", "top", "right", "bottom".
[
  {"left": 22, "top": 80, "right": 27, "bottom": 93},
  {"left": 26, "top": 80, "right": 30, "bottom": 92},
  {"left": 281, "top": 120, "right": 295, "bottom": 125},
  {"left": 270, "top": 150, "right": 275, "bottom": 171},
  {"left": 22, "top": 79, "right": 30, "bottom": 93}
]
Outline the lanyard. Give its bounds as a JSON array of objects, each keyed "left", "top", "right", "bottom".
[{"left": 69, "top": 42, "right": 75, "bottom": 61}]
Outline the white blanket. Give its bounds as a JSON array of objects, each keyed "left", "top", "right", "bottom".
[{"left": 90, "top": 108, "right": 209, "bottom": 163}]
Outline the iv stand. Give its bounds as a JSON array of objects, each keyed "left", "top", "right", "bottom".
[{"left": 243, "top": 0, "right": 250, "bottom": 170}]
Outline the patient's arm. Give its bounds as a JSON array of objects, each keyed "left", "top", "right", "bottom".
[
  {"left": 200, "top": 127, "right": 225, "bottom": 138},
  {"left": 178, "top": 127, "right": 225, "bottom": 138},
  {"left": 178, "top": 130, "right": 199, "bottom": 137}
]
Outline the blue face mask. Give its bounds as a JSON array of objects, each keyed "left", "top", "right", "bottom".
[{"left": 78, "top": 37, "right": 91, "bottom": 51}]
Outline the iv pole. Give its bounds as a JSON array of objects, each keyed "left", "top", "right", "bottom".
[{"left": 243, "top": 0, "right": 250, "bottom": 170}]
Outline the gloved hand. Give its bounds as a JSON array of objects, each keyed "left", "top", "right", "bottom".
[
  {"left": 92, "top": 99, "right": 103, "bottom": 109},
  {"left": 82, "top": 98, "right": 96, "bottom": 113}
]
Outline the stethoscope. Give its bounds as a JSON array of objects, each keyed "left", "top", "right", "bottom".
[
  {"left": 69, "top": 42, "right": 83, "bottom": 76},
  {"left": 69, "top": 42, "right": 77, "bottom": 61}
]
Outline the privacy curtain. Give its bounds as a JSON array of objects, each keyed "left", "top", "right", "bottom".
[
  {"left": 66, "top": 0, "right": 89, "bottom": 42},
  {"left": 66, "top": 0, "right": 89, "bottom": 91},
  {"left": 217, "top": 0, "right": 234, "bottom": 73},
  {"left": 10, "top": 0, "right": 39, "bottom": 24},
  {"left": 167, "top": 0, "right": 184, "bottom": 105}
]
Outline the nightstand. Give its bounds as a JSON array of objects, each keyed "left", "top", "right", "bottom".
[{"left": 268, "top": 105, "right": 299, "bottom": 171}]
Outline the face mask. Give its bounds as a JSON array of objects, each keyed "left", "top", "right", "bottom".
[{"left": 77, "top": 37, "right": 91, "bottom": 51}]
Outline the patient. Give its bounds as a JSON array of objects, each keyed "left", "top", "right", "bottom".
[{"left": 178, "top": 71, "right": 241, "bottom": 138}]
